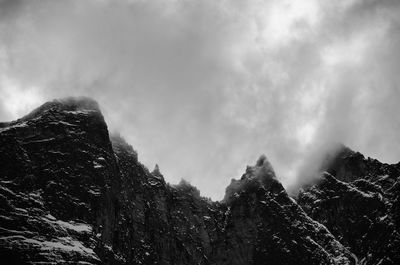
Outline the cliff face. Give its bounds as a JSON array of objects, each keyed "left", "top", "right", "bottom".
[
  {"left": 0, "top": 98, "right": 396, "bottom": 264},
  {"left": 298, "top": 146, "right": 400, "bottom": 265},
  {"left": 0, "top": 98, "right": 117, "bottom": 264}
]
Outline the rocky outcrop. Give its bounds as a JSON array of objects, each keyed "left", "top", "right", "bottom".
[
  {"left": 298, "top": 146, "right": 400, "bottom": 265},
  {"left": 0, "top": 97, "right": 118, "bottom": 264},
  {"left": 0, "top": 97, "right": 395, "bottom": 264},
  {"left": 106, "top": 134, "right": 354, "bottom": 264},
  {"left": 218, "top": 155, "right": 354, "bottom": 265}
]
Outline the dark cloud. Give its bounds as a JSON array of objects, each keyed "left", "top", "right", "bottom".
[{"left": 1, "top": 0, "right": 400, "bottom": 199}]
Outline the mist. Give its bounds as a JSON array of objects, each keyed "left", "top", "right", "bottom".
[{"left": 1, "top": 0, "right": 400, "bottom": 200}]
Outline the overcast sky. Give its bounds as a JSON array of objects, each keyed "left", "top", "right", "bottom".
[{"left": 1, "top": 0, "right": 400, "bottom": 200}]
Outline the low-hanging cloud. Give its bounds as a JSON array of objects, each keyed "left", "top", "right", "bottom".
[{"left": 1, "top": 0, "right": 400, "bottom": 199}]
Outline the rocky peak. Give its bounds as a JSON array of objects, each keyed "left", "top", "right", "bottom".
[
  {"left": 38, "top": 97, "right": 100, "bottom": 113},
  {"left": 1, "top": 97, "right": 394, "bottom": 265},
  {"left": 224, "top": 154, "right": 282, "bottom": 202},
  {"left": 317, "top": 143, "right": 400, "bottom": 189},
  {"left": 319, "top": 144, "right": 366, "bottom": 182},
  {"left": 152, "top": 164, "right": 160, "bottom": 174},
  {"left": 298, "top": 147, "right": 400, "bottom": 264},
  {"left": 17, "top": 97, "right": 101, "bottom": 122},
  {"left": 174, "top": 178, "right": 201, "bottom": 197},
  {"left": 110, "top": 133, "right": 138, "bottom": 162}
]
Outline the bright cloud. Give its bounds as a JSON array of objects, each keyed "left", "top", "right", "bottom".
[{"left": 1, "top": 0, "right": 400, "bottom": 199}]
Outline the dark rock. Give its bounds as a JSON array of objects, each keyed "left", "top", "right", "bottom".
[
  {"left": 298, "top": 145, "right": 400, "bottom": 264},
  {"left": 1, "top": 98, "right": 395, "bottom": 264}
]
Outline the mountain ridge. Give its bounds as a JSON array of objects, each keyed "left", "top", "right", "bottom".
[{"left": 0, "top": 97, "right": 398, "bottom": 264}]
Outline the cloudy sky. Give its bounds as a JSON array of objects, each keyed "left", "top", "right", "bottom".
[{"left": 1, "top": 0, "right": 400, "bottom": 200}]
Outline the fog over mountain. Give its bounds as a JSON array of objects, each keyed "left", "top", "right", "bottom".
[
  {"left": 1, "top": 0, "right": 400, "bottom": 199},
  {"left": 2, "top": 97, "right": 399, "bottom": 264}
]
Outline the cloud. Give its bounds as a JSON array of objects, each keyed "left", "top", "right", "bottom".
[{"left": 1, "top": 0, "right": 400, "bottom": 199}]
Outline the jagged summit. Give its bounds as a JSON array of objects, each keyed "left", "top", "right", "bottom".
[
  {"left": 151, "top": 164, "right": 162, "bottom": 177},
  {"left": 249, "top": 154, "right": 276, "bottom": 180},
  {"left": 256, "top": 154, "right": 268, "bottom": 166},
  {"left": 110, "top": 133, "right": 139, "bottom": 162},
  {"left": 153, "top": 164, "right": 160, "bottom": 174},
  {"left": 318, "top": 142, "right": 400, "bottom": 186},
  {"left": 39, "top": 96, "right": 100, "bottom": 112},
  {"left": 16, "top": 97, "right": 101, "bottom": 123},
  {"left": 173, "top": 178, "right": 201, "bottom": 197},
  {"left": 319, "top": 143, "right": 359, "bottom": 171},
  {"left": 224, "top": 154, "right": 282, "bottom": 202},
  {"left": 0, "top": 97, "right": 397, "bottom": 264}
]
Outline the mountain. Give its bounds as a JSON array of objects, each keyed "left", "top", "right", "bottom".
[
  {"left": 298, "top": 145, "right": 400, "bottom": 264},
  {"left": 0, "top": 97, "right": 398, "bottom": 264}
]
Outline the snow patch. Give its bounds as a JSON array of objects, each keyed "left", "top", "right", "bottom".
[
  {"left": 24, "top": 236, "right": 98, "bottom": 258},
  {"left": 93, "top": 161, "right": 103, "bottom": 169},
  {"left": 55, "top": 220, "right": 92, "bottom": 233},
  {"left": 42, "top": 215, "right": 92, "bottom": 233}
]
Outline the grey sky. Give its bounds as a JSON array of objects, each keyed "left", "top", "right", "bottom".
[{"left": 1, "top": 0, "right": 400, "bottom": 200}]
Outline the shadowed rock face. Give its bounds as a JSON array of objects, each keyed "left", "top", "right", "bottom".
[
  {"left": 0, "top": 97, "right": 393, "bottom": 264},
  {"left": 298, "top": 146, "right": 400, "bottom": 265},
  {"left": 0, "top": 97, "right": 117, "bottom": 264},
  {"left": 219, "top": 156, "right": 353, "bottom": 265}
]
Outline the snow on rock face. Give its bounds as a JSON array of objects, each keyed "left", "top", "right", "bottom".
[
  {"left": 0, "top": 97, "right": 118, "bottom": 264},
  {"left": 298, "top": 155, "right": 400, "bottom": 264},
  {"left": 20, "top": 236, "right": 98, "bottom": 259},
  {"left": 0, "top": 180, "right": 99, "bottom": 264},
  {"left": 1, "top": 97, "right": 390, "bottom": 265},
  {"left": 219, "top": 159, "right": 354, "bottom": 265}
]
